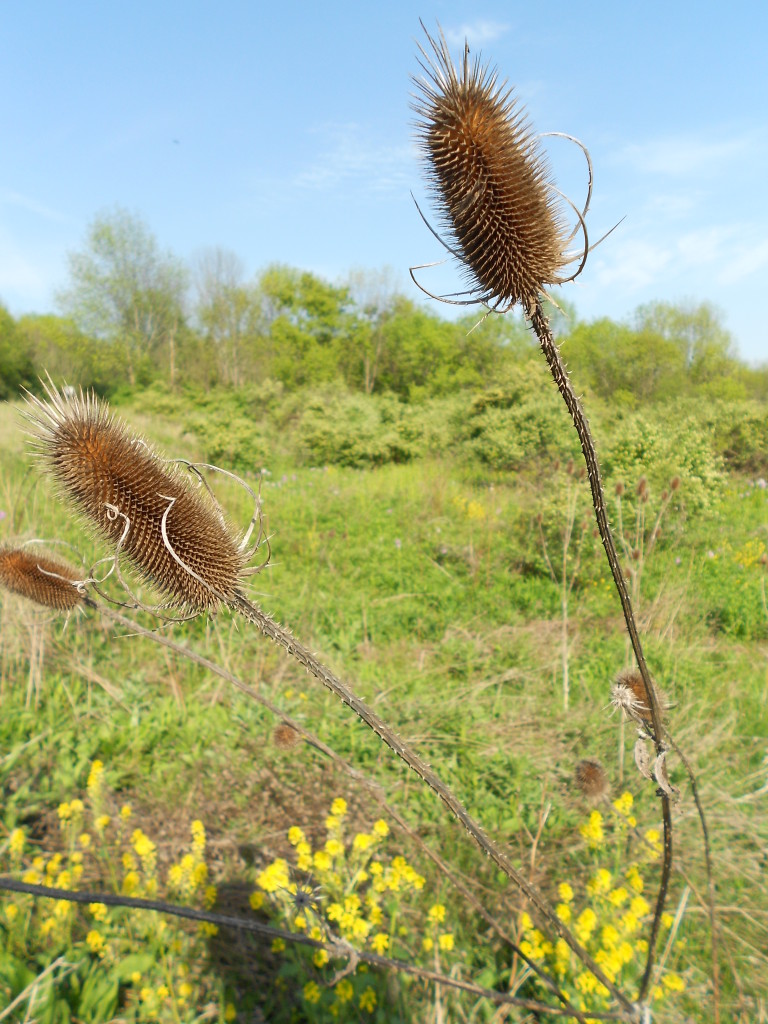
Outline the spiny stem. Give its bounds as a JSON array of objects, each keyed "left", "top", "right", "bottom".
[
  {"left": 529, "top": 299, "right": 672, "bottom": 1006},
  {"left": 232, "top": 589, "right": 637, "bottom": 1017}
]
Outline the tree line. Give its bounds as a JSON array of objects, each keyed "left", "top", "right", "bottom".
[{"left": 1, "top": 207, "right": 766, "bottom": 404}]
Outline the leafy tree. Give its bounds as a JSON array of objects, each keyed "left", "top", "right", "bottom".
[
  {"left": 0, "top": 304, "right": 35, "bottom": 399},
  {"left": 634, "top": 300, "right": 737, "bottom": 388},
  {"left": 194, "top": 248, "right": 261, "bottom": 388},
  {"left": 15, "top": 314, "right": 128, "bottom": 395},
  {"left": 257, "top": 265, "right": 355, "bottom": 388},
  {"left": 57, "top": 208, "right": 188, "bottom": 387},
  {"left": 565, "top": 318, "right": 686, "bottom": 406}
]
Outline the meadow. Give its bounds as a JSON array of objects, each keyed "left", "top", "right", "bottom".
[{"left": 0, "top": 379, "right": 766, "bottom": 1023}]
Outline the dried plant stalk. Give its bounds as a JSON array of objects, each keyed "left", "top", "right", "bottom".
[
  {"left": 0, "top": 545, "right": 83, "bottom": 612},
  {"left": 411, "top": 22, "right": 680, "bottom": 1011}
]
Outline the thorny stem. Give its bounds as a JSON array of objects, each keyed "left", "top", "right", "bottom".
[
  {"left": 92, "top": 600, "right": 585, "bottom": 1018},
  {"left": 663, "top": 728, "right": 720, "bottom": 1023},
  {"left": 232, "top": 590, "right": 637, "bottom": 1018},
  {"left": 0, "top": 878, "right": 628, "bottom": 1020},
  {"left": 530, "top": 299, "right": 673, "bottom": 1006}
]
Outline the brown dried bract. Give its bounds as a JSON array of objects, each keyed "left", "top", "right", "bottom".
[
  {"left": 611, "top": 668, "right": 667, "bottom": 725},
  {"left": 26, "top": 384, "right": 246, "bottom": 612},
  {"left": 574, "top": 758, "right": 610, "bottom": 803},
  {"left": 412, "top": 25, "right": 570, "bottom": 309},
  {"left": 0, "top": 545, "right": 83, "bottom": 612}
]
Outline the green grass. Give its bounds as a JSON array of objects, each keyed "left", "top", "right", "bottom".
[{"left": 1, "top": 393, "right": 767, "bottom": 1022}]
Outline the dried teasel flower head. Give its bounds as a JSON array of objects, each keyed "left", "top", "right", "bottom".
[
  {"left": 273, "top": 723, "right": 301, "bottom": 750},
  {"left": 574, "top": 759, "right": 610, "bottom": 803},
  {"left": 0, "top": 544, "right": 83, "bottom": 612},
  {"left": 610, "top": 668, "right": 668, "bottom": 725},
  {"left": 25, "top": 383, "right": 248, "bottom": 612},
  {"left": 411, "top": 24, "right": 580, "bottom": 312}
]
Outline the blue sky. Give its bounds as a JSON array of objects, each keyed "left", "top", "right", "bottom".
[{"left": 2, "top": 1, "right": 767, "bottom": 363}]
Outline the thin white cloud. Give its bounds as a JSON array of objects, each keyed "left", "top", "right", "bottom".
[
  {"left": 616, "top": 131, "right": 762, "bottom": 177},
  {"left": 591, "top": 238, "right": 673, "bottom": 291},
  {"left": 718, "top": 236, "right": 768, "bottom": 285},
  {"left": 0, "top": 188, "right": 72, "bottom": 225},
  {"left": 291, "top": 123, "right": 413, "bottom": 195},
  {"left": 443, "top": 20, "right": 510, "bottom": 49}
]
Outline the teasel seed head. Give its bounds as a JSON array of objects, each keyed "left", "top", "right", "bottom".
[
  {"left": 0, "top": 545, "right": 83, "bottom": 612},
  {"left": 25, "top": 383, "right": 247, "bottom": 612},
  {"left": 412, "top": 24, "right": 572, "bottom": 311},
  {"left": 610, "top": 668, "right": 667, "bottom": 725},
  {"left": 273, "top": 723, "right": 301, "bottom": 750},
  {"left": 574, "top": 759, "right": 610, "bottom": 803}
]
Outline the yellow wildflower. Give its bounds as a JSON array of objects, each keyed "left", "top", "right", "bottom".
[
  {"left": 120, "top": 804, "right": 132, "bottom": 821},
  {"left": 4, "top": 904, "right": 19, "bottom": 922},
  {"left": 314, "top": 948, "right": 329, "bottom": 967},
  {"left": 438, "top": 932, "right": 454, "bottom": 951},
  {"left": 360, "top": 986, "right": 377, "bottom": 1012},
  {"left": 89, "top": 903, "right": 108, "bottom": 921},
  {"left": 94, "top": 815, "right": 110, "bottom": 832},
  {"left": 330, "top": 797, "right": 347, "bottom": 817},
  {"left": 224, "top": 1004, "right": 236, "bottom": 1021},
  {"left": 288, "top": 826, "right": 304, "bottom": 846},
  {"left": 556, "top": 902, "right": 571, "bottom": 923},
  {"left": 249, "top": 891, "right": 264, "bottom": 910},
  {"left": 423, "top": 936, "right": 434, "bottom": 951},
  {"left": 303, "top": 981, "right": 321, "bottom": 1004},
  {"left": 336, "top": 979, "right": 354, "bottom": 1003},
  {"left": 662, "top": 973, "right": 685, "bottom": 992},
  {"left": 87, "top": 760, "right": 104, "bottom": 795},
  {"left": 558, "top": 882, "right": 574, "bottom": 903},
  {"left": 86, "top": 930, "right": 105, "bottom": 954},
  {"left": 325, "top": 838, "right": 344, "bottom": 857},
  {"left": 428, "top": 903, "right": 446, "bottom": 923},
  {"left": 370, "top": 932, "right": 389, "bottom": 954},
  {"left": 373, "top": 819, "right": 389, "bottom": 837},
  {"left": 353, "top": 832, "right": 375, "bottom": 852}
]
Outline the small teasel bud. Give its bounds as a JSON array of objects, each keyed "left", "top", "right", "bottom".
[
  {"left": 412, "top": 25, "right": 571, "bottom": 309},
  {"left": 273, "top": 723, "right": 301, "bottom": 750},
  {"left": 670, "top": 476, "right": 681, "bottom": 492},
  {"left": 552, "top": 458, "right": 560, "bottom": 473},
  {"left": 632, "top": 548, "right": 641, "bottom": 561},
  {"left": 0, "top": 545, "right": 83, "bottom": 612},
  {"left": 574, "top": 759, "right": 609, "bottom": 803},
  {"left": 25, "top": 383, "right": 247, "bottom": 612},
  {"left": 566, "top": 458, "right": 575, "bottom": 476},
  {"left": 615, "top": 481, "right": 625, "bottom": 497},
  {"left": 636, "top": 477, "right": 648, "bottom": 498},
  {"left": 610, "top": 668, "right": 667, "bottom": 725},
  {"left": 661, "top": 489, "right": 669, "bottom": 501}
]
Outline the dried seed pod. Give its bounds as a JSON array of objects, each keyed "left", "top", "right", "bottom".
[
  {"left": 26, "top": 384, "right": 246, "bottom": 612},
  {"left": 574, "top": 759, "right": 610, "bottom": 803},
  {"left": 0, "top": 545, "right": 83, "bottom": 612},
  {"left": 412, "top": 25, "right": 571, "bottom": 309},
  {"left": 634, "top": 737, "right": 653, "bottom": 780},
  {"left": 610, "top": 668, "right": 667, "bottom": 725},
  {"left": 273, "top": 723, "right": 301, "bottom": 750}
]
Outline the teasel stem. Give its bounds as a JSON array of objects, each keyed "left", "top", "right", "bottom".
[
  {"left": 90, "top": 601, "right": 587, "bottom": 1021},
  {"left": 529, "top": 298, "right": 672, "bottom": 1005},
  {"left": 231, "top": 589, "right": 636, "bottom": 1017}
]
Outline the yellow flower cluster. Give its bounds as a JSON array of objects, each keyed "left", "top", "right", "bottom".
[
  {"left": 518, "top": 803, "right": 685, "bottom": 1018},
  {"left": 0, "top": 760, "right": 229, "bottom": 1021},
  {"left": 255, "top": 798, "right": 448, "bottom": 1016}
]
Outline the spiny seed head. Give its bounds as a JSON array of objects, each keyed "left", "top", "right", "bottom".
[
  {"left": 0, "top": 545, "right": 83, "bottom": 612},
  {"left": 26, "top": 384, "right": 246, "bottom": 612},
  {"left": 273, "top": 723, "right": 301, "bottom": 750},
  {"left": 412, "top": 25, "right": 570, "bottom": 310},
  {"left": 611, "top": 668, "right": 667, "bottom": 725},
  {"left": 574, "top": 759, "right": 610, "bottom": 803}
]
